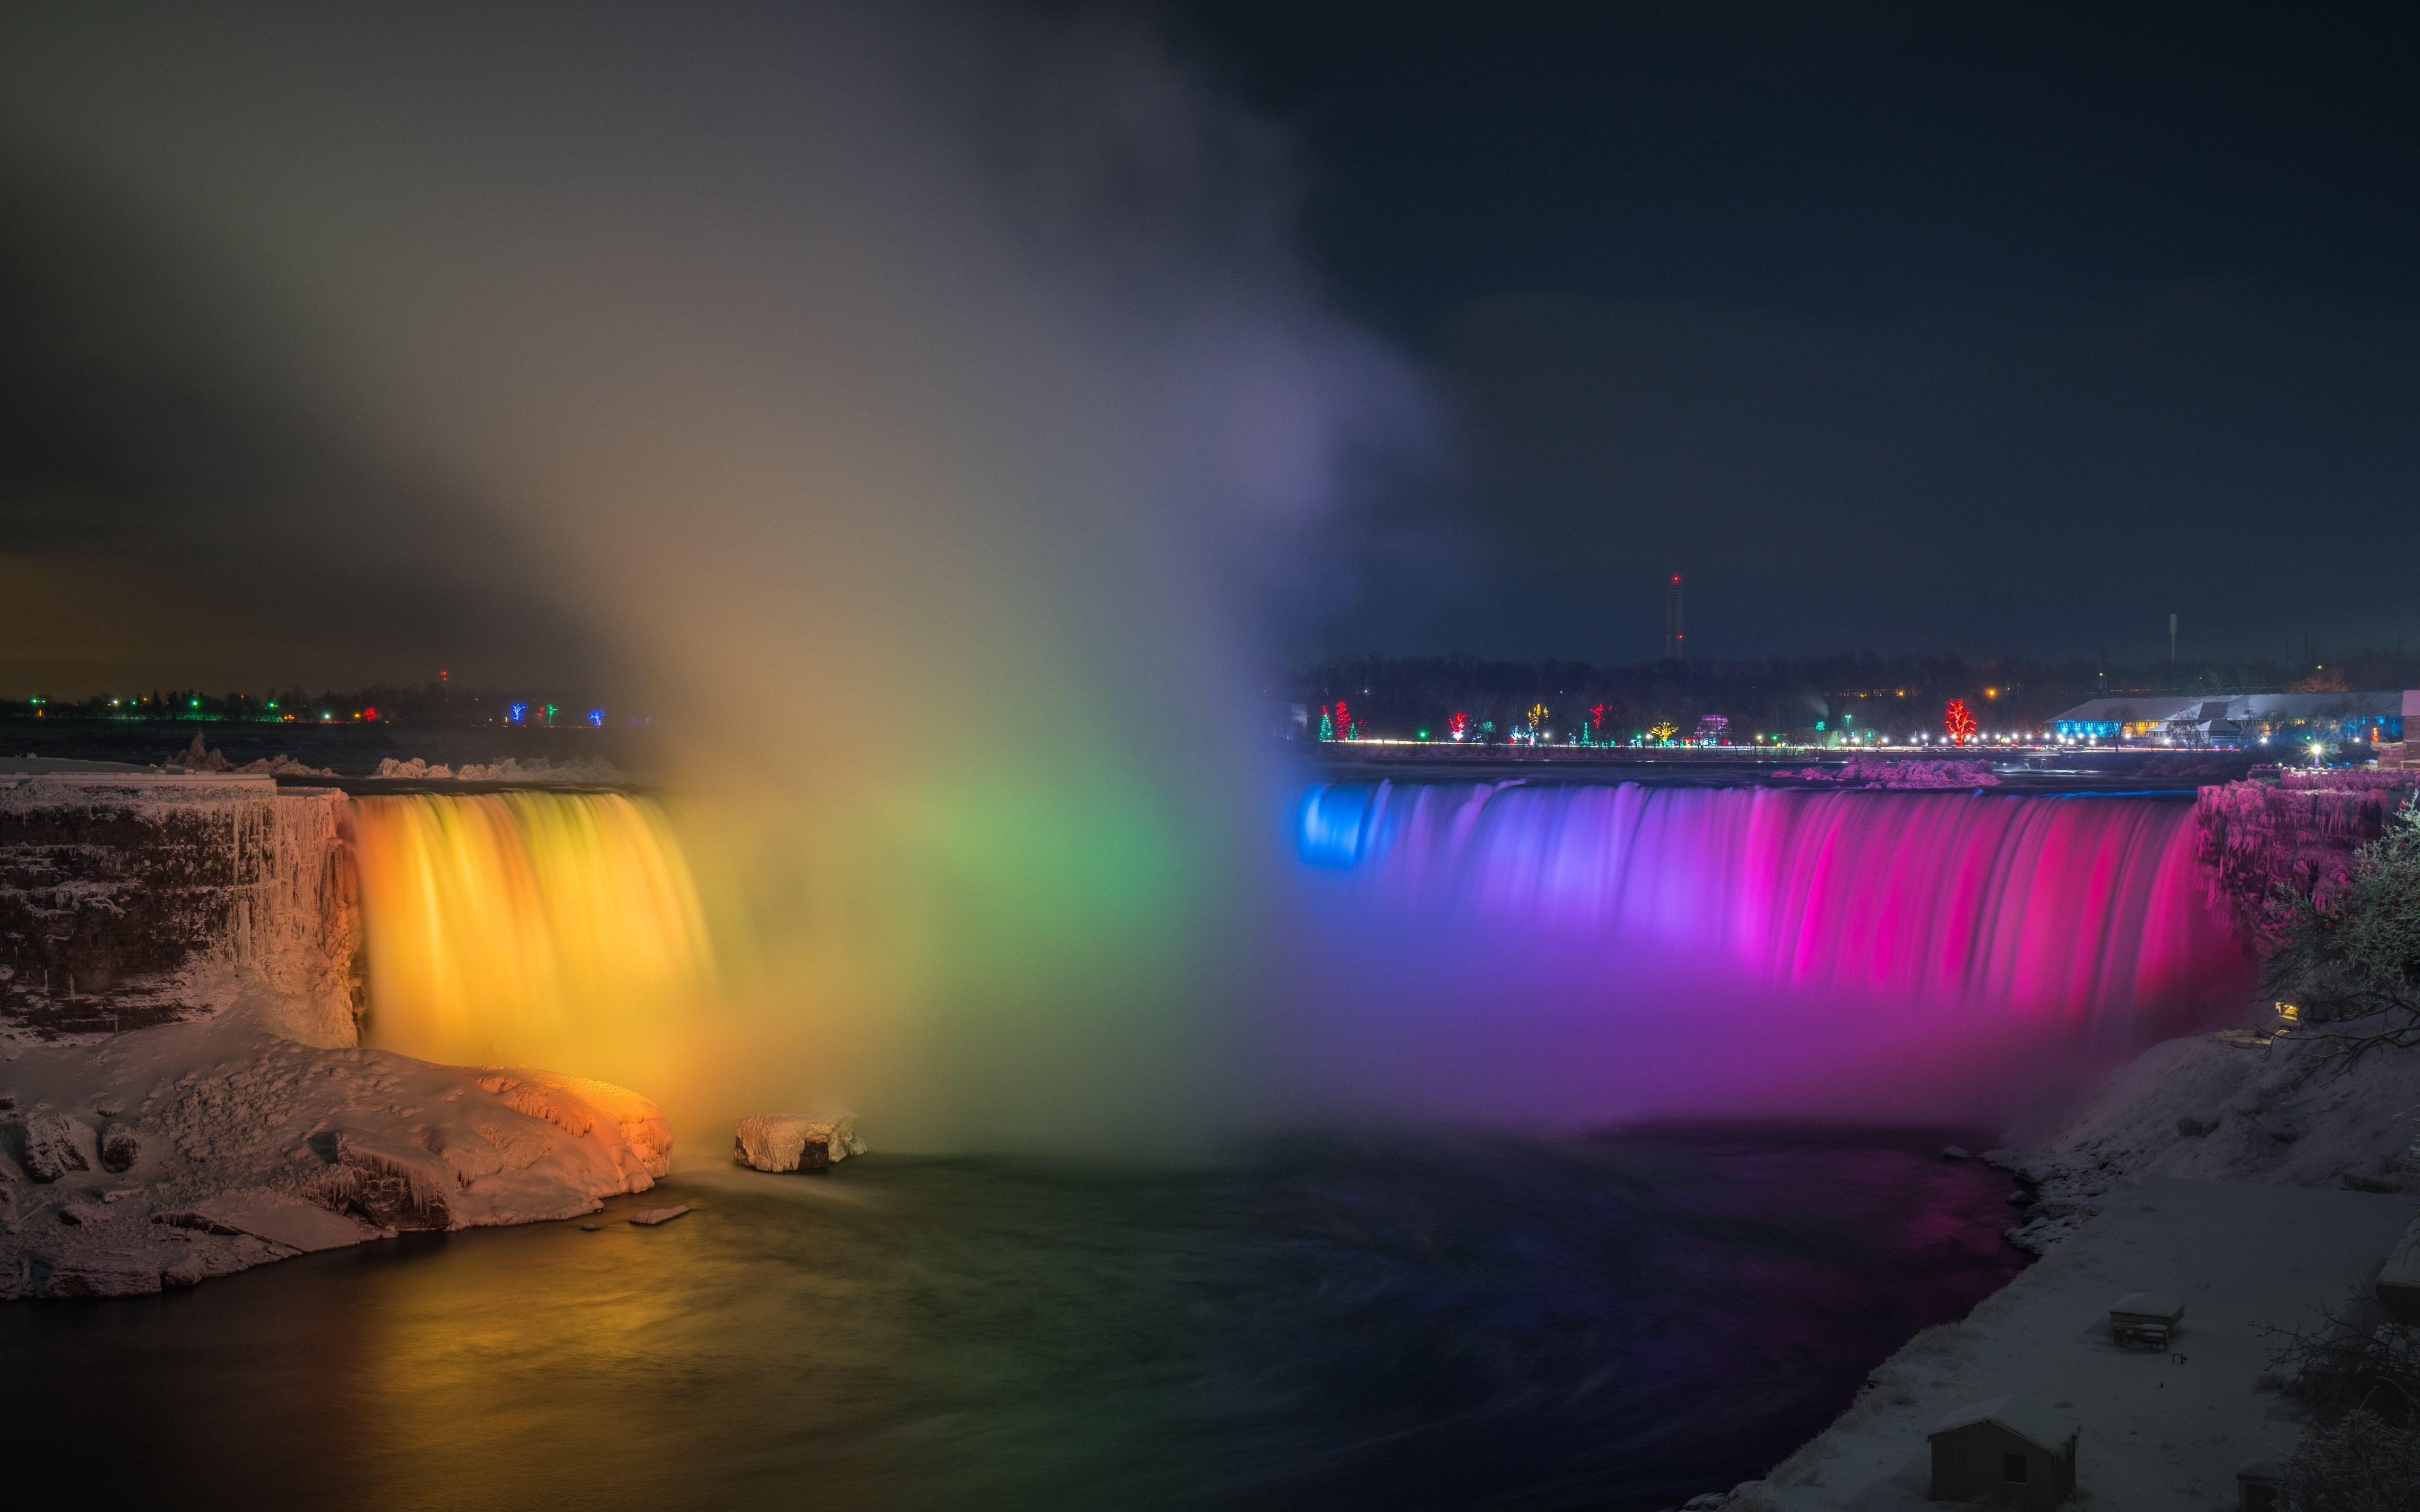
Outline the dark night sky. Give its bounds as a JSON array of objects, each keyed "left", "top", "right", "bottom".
[
  {"left": 1173, "top": 1, "right": 2420, "bottom": 664},
  {"left": 3, "top": 3, "right": 2419, "bottom": 693}
]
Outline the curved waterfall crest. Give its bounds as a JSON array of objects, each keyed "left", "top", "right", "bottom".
[{"left": 1299, "top": 779, "right": 2245, "bottom": 1033}]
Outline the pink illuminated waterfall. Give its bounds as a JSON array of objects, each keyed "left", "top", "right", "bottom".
[{"left": 1297, "top": 781, "right": 2250, "bottom": 1039}]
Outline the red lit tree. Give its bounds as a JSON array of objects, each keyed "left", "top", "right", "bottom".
[
  {"left": 1447, "top": 711, "right": 1470, "bottom": 741},
  {"left": 1945, "top": 699, "right": 1978, "bottom": 745}
]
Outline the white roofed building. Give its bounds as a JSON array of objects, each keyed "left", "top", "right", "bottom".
[{"left": 2051, "top": 691, "right": 2408, "bottom": 747}]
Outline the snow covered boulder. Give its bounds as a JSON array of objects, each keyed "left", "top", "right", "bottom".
[
  {"left": 331, "top": 1131, "right": 455, "bottom": 1230},
  {"left": 97, "top": 1124, "right": 140, "bottom": 1174},
  {"left": 27, "top": 1252, "right": 160, "bottom": 1298},
  {"left": 734, "top": 1114, "right": 863, "bottom": 1174},
  {"left": 11, "top": 1113, "right": 90, "bottom": 1183},
  {"left": 187, "top": 1190, "right": 375, "bottom": 1253},
  {"left": 477, "top": 1071, "right": 674, "bottom": 1182}
]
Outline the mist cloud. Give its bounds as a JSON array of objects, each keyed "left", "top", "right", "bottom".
[{"left": 0, "top": 1, "right": 1422, "bottom": 1145}]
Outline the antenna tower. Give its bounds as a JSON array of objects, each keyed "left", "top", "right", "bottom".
[{"left": 1664, "top": 575, "right": 1685, "bottom": 663}]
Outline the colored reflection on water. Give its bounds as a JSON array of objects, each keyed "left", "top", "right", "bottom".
[{"left": 0, "top": 1128, "right": 2024, "bottom": 1512}]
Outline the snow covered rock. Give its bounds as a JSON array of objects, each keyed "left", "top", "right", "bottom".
[
  {"left": 97, "top": 1124, "right": 139, "bottom": 1174},
  {"left": 734, "top": 1113, "right": 863, "bottom": 1174},
  {"left": 169, "top": 734, "right": 233, "bottom": 772},
  {"left": 476, "top": 1071, "right": 672, "bottom": 1183},
  {"left": 185, "top": 1190, "right": 374, "bottom": 1253},
  {"left": 2003, "top": 1026, "right": 2420, "bottom": 1253},
  {"left": 330, "top": 1131, "right": 455, "bottom": 1230},
  {"left": 12, "top": 1112, "right": 89, "bottom": 1183},
  {"left": 3, "top": 995, "right": 674, "bottom": 1299},
  {"left": 628, "top": 1205, "right": 690, "bottom": 1226},
  {"left": 25, "top": 1252, "right": 161, "bottom": 1298}
]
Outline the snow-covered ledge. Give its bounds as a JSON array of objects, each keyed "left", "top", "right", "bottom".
[{"left": 0, "top": 982, "right": 671, "bottom": 1299}]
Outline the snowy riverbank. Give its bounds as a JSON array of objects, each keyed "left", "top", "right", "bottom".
[
  {"left": 1999, "top": 1022, "right": 2420, "bottom": 1254},
  {"left": 0, "top": 979, "right": 670, "bottom": 1298},
  {"left": 1682, "top": 1027, "right": 2420, "bottom": 1510}
]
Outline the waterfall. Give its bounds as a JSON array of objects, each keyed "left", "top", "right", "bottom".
[
  {"left": 346, "top": 792, "right": 712, "bottom": 1066},
  {"left": 1297, "top": 781, "right": 2248, "bottom": 1040}
]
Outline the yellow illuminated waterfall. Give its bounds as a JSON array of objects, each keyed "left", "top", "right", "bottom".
[{"left": 346, "top": 792, "right": 713, "bottom": 1068}]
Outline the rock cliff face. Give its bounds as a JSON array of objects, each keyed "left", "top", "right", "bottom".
[
  {"left": 0, "top": 773, "right": 358, "bottom": 1046},
  {"left": 0, "top": 773, "right": 678, "bottom": 1299}
]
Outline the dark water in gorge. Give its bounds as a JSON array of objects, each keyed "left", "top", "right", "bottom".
[{"left": 2, "top": 1126, "right": 2023, "bottom": 1511}]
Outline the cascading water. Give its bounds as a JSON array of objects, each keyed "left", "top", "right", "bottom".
[
  {"left": 335, "top": 777, "right": 2254, "bottom": 1134},
  {"left": 1299, "top": 780, "right": 2244, "bottom": 1031},
  {"left": 345, "top": 792, "right": 713, "bottom": 1071},
  {"left": 1285, "top": 779, "right": 2254, "bottom": 1125}
]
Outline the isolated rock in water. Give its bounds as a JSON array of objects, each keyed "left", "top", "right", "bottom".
[
  {"left": 16, "top": 1114, "right": 90, "bottom": 1183},
  {"left": 734, "top": 1114, "right": 863, "bottom": 1173},
  {"left": 628, "top": 1205, "right": 690, "bottom": 1226},
  {"left": 97, "top": 1124, "right": 140, "bottom": 1174},
  {"left": 332, "top": 1131, "right": 456, "bottom": 1230},
  {"left": 1941, "top": 1145, "right": 1971, "bottom": 1161}
]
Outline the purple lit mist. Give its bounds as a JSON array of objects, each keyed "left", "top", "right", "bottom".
[{"left": 1282, "top": 781, "right": 2254, "bottom": 1128}]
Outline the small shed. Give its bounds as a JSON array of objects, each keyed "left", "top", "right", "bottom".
[
  {"left": 2377, "top": 1214, "right": 2420, "bottom": 1326},
  {"left": 1928, "top": 1397, "right": 2078, "bottom": 1510},
  {"left": 2236, "top": 1457, "right": 2286, "bottom": 1512},
  {"left": 2109, "top": 1291, "right": 2186, "bottom": 1349}
]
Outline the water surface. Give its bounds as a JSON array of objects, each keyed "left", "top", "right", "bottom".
[{"left": 3, "top": 1126, "right": 2023, "bottom": 1511}]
